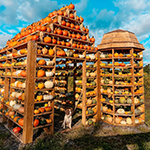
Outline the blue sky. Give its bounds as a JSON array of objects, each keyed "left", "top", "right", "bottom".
[{"left": 0, "top": 0, "right": 150, "bottom": 65}]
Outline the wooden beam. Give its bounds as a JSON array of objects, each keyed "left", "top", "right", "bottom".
[{"left": 22, "top": 41, "right": 36, "bottom": 144}]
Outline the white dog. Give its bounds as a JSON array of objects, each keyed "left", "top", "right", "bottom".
[{"left": 61, "top": 108, "right": 73, "bottom": 129}]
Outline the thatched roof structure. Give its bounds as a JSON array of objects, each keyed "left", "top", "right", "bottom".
[{"left": 98, "top": 29, "right": 145, "bottom": 50}]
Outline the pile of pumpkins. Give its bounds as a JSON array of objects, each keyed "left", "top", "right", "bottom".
[{"left": 1, "top": 3, "right": 98, "bottom": 54}]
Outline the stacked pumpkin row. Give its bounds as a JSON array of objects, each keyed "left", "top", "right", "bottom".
[{"left": 100, "top": 49, "right": 144, "bottom": 126}]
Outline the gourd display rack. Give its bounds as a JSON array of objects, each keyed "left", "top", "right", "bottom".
[
  {"left": 0, "top": 4, "right": 100, "bottom": 144},
  {"left": 98, "top": 29, "right": 145, "bottom": 126}
]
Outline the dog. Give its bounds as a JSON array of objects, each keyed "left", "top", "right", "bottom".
[{"left": 61, "top": 108, "right": 73, "bottom": 129}]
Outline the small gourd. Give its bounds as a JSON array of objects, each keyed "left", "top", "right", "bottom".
[
  {"left": 46, "top": 60, "right": 54, "bottom": 66},
  {"left": 44, "top": 81, "right": 54, "bottom": 88},
  {"left": 127, "top": 98, "right": 132, "bottom": 104},
  {"left": 126, "top": 117, "right": 132, "bottom": 125},
  {"left": 121, "top": 120, "right": 126, "bottom": 125},
  {"left": 9, "top": 100, "right": 17, "bottom": 107},
  {"left": 66, "top": 50, "right": 73, "bottom": 57},
  {"left": 117, "top": 108, "right": 125, "bottom": 114},
  {"left": 13, "top": 104, "right": 22, "bottom": 110},
  {"left": 46, "top": 71, "right": 54, "bottom": 77},
  {"left": 100, "top": 53, "right": 105, "bottom": 58}
]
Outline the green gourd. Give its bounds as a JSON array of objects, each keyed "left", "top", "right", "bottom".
[
  {"left": 66, "top": 51, "right": 73, "bottom": 57},
  {"left": 127, "top": 98, "right": 132, "bottom": 104},
  {"left": 88, "top": 119, "right": 93, "bottom": 125},
  {"left": 40, "top": 118, "right": 47, "bottom": 125},
  {"left": 119, "top": 97, "right": 126, "bottom": 104},
  {"left": 92, "top": 99, "right": 97, "bottom": 104},
  {"left": 88, "top": 109, "right": 94, "bottom": 114}
]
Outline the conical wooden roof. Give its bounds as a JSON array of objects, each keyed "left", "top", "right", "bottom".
[{"left": 98, "top": 29, "right": 145, "bottom": 50}]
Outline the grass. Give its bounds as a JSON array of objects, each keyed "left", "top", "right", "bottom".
[
  {"left": 20, "top": 123, "right": 150, "bottom": 150},
  {"left": 0, "top": 122, "right": 9, "bottom": 150}
]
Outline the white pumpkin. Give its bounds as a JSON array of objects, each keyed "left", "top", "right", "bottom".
[
  {"left": 46, "top": 60, "right": 54, "bottom": 66},
  {"left": 44, "top": 81, "right": 54, "bottom": 88},
  {"left": 17, "top": 51, "right": 21, "bottom": 56},
  {"left": 9, "top": 100, "right": 17, "bottom": 107},
  {"left": 12, "top": 92, "right": 17, "bottom": 98},
  {"left": 14, "top": 81, "right": 19, "bottom": 87},
  {"left": 16, "top": 92, "right": 22, "bottom": 98},
  {"left": 22, "top": 82, "right": 26, "bottom": 88},
  {"left": 100, "top": 53, "right": 105, "bottom": 58},
  {"left": 117, "top": 108, "right": 125, "bottom": 114},
  {"left": 135, "top": 119, "right": 139, "bottom": 124},
  {"left": 16, "top": 70, "right": 22, "bottom": 76},
  {"left": 13, "top": 104, "right": 22, "bottom": 110},
  {"left": 134, "top": 97, "right": 139, "bottom": 104},
  {"left": 1, "top": 89, "right": 4, "bottom": 93},
  {"left": 79, "top": 55, "right": 85, "bottom": 58},
  {"left": 89, "top": 54, "right": 95, "bottom": 60},
  {"left": 126, "top": 117, "right": 132, "bottom": 125},
  {"left": 46, "top": 71, "right": 54, "bottom": 77},
  {"left": 121, "top": 120, "right": 126, "bottom": 125},
  {"left": 43, "top": 94, "right": 53, "bottom": 100}
]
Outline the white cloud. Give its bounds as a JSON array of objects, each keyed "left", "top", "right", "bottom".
[
  {"left": 75, "top": 0, "right": 89, "bottom": 13},
  {"left": 0, "top": 33, "right": 12, "bottom": 49},
  {"left": 8, "top": 29, "right": 17, "bottom": 34}
]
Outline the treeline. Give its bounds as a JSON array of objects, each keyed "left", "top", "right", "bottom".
[{"left": 144, "top": 64, "right": 150, "bottom": 98}]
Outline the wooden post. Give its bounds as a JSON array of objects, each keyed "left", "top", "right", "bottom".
[
  {"left": 2, "top": 77, "right": 9, "bottom": 123},
  {"left": 131, "top": 48, "right": 135, "bottom": 126},
  {"left": 82, "top": 51, "right": 86, "bottom": 125},
  {"left": 112, "top": 49, "right": 115, "bottom": 124},
  {"left": 96, "top": 51, "right": 101, "bottom": 121},
  {"left": 23, "top": 41, "right": 36, "bottom": 144}
]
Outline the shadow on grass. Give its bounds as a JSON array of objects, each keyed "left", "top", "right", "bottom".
[
  {"left": 63, "top": 131, "right": 150, "bottom": 150},
  {"left": 22, "top": 123, "right": 150, "bottom": 150}
]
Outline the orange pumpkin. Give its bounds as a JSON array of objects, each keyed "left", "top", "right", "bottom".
[
  {"left": 20, "top": 70, "right": 26, "bottom": 77},
  {"left": 33, "top": 119, "right": 39, "bottom": 127},
  {"left": 37, "top": 70, "right": 45, "bottom": 77},
  {"left": 44, "top": 36, "right": 51, "bottom": 43},
  {"left": 18, "top": 118, "right": 24, "bottom": 126},
  {"left": 38, "top": 59, "right": 46, "bottom": 65},
  {"left": 49, "top": 49, "right": 54, "bottom": 56}
]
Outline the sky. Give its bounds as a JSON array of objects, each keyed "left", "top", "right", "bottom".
[{"left": 0, "top": 0, "right": 150, "bottom": 65}]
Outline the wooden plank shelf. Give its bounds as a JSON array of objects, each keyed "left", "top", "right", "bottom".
[
  {"left": 101, "top": 84, "right": 113, "bottom": 86},
  {"left": 100, "top": 66, "right": 112, "bottom": 68},
  {"left": 35, "top": 76, "right": 54, "bottom": 79},
  {"left": 33, "top": 111, "right": 52, "bottom": 117},
  {"left": 114, "top": 57, "right": 132, "bottom": 59},
  {"left": 12, "top": 54, "right": 27, "bottom": 59},
  {"left": 114, "top": 85, "right": 133, "bottom": 87},
  {"left": 10, "top": 86, "right": 25, "bottom": 91},
  {"left": 33, "top": 122, "right": 53, "bottom": 130},
  {"left": 35, "top": 88, "right": 54, "bottom": 91},
  {"left": 100, "top": 58, "right": 112, "bottom": 60},
  {"left": 101, "top": 101, "right": 113, "bottom": 105},
  {"left": 114, "top": 75, "right": 132, "bottom": 77},
  {"left": 114, "top": 113, "right": 133, "bottom": 116},
  {"left": 36, "top": 65, "right": 54, "bottom": 69},
  {"left": 101, "top": 111, "right": 113, "bottom": 115},
  {"left": 3, "top": 113, "right": 23, "bottom": 129},
  {"left": 114, "top": 103, "right": 132, "bottom": 106},
  {"left": 114, "top": 94, "right": 132, "bottom": 96},
  {"left": 4, "top": 124, "right": 23, "bottom": 143},
  {"left": 53, "top": 23, "right": 88, "bottom": 34},
  {"left": 36, "top": 54, "right": 54, "bottom": 58},
  {"left": 11, "top": 76, "right": 26, "bottom": 79},
  {"left": 135, "top": 112, "right": 144, "bottom": 116},
  {"left": 12, "top": 66, "right": 26, "bottom": 68},
  {"left": 77, "top": 104, "right": 96, "bottom": 109}
]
